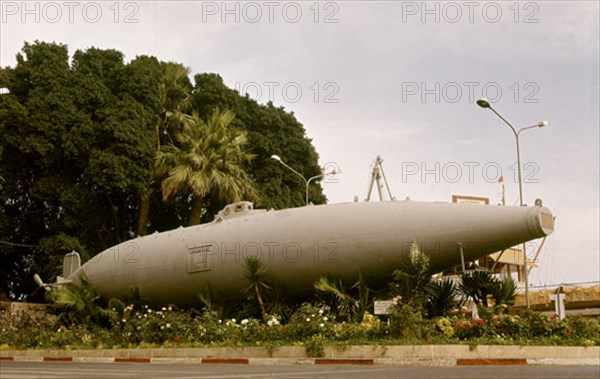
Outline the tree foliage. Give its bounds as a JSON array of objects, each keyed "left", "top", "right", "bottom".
[
  {"left": 46, "top": 272, "right": 108, "bottom": 325},
  {"left": 0, "top": 41, "right": 325, "bottom": 300},
  {"left": 314, "top": 275, "right": 357, "bottom": 321},
  {"left": 241, "top": 257, "right": 271, "bottom": 322},
  {"left": 192, "top": 74, "right": 326, "bottom": 216},
  {"left": 156, "top": 109, "right": 258, "bottom": 225},
  {"left": 391, "top": 243, "right": 433, "bottom": 309}
]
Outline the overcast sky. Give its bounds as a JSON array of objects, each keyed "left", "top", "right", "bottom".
[{"left": 1, "top": 1, "right": 598, "bottom": 285}]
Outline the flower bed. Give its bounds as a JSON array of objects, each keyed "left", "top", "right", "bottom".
[{"left": 1, "top": 303, "right": 598, "bottom": 354}]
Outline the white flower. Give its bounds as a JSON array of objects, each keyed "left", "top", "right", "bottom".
[
  {"left": 160, "top": 325, "right": 165, "bottom": 330},
  {"left": 167, "top": 306, "right": 172, "bottom": 312},
  {"left": 122, "top": 319, "right": 126, "bottom": 323},
  {"left": 318, "top": 309, "right": 324, "bottom": 315},
  {"left": 319, "top": 323, "right": 325, "bottom": 328},
  {"left": 241, "top": 319, "right": 249, "bottom": 325},
  {"left": 165, "top": 323, "right": 171, "bottom": 328},
  {"left": 267, "top": 316, "right": 280, "bottom": 327},
  {"left": 162, "top": 307, "right": 166, "bottom": 311},
  {"left": 306, "top": 317, "right": 311, "bottom": 322},
  {"left": 231, "top": 318, "right": 236, "bottom": 323},
  {"left": 323, "top": 317, "right": 328, "bottom": 321}
]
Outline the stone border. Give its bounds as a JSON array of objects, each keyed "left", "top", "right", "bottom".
[{"left": 1, "top": 345, "right": 598, "bottom": 366}]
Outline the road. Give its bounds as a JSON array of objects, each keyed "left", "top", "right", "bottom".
[{"left": 0, "top": 362, "right": 598, "bottom": 379}]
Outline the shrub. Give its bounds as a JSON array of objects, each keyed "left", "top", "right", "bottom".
[
  {"left": 453, "top": 318, "right": 486, "bottom": 340},
  {"left": 436, "top": 318, "right": 454, "bottom": 338},
  {"left": 3, "top": 293, "right": 599, "bottom": 349},
  {"left": 427, "top": 279, "right": 462, "bottom": 318},
  {"left": 388, "top": 304, "right": 424, "bottom": 340},
  {"left": 286, "top": 304, "right": 334, "bottom": 340},
  {"left": 521, "top": 311, "right": 568, "bottom": 338},
  {"left": 490, "top": 314, "right": 527, "bottom": 340},
  {"left": 197, "top": 312, "right": 230, "bottom": 344},
  {"left": 305, "top": 334, "right": 325, "bottom": 357},
  {"left": 390, "top": 243, "right": 432, "bottom": 309},
  {"left": 567, "top": 316, "right": 600, "bottom": 342}
]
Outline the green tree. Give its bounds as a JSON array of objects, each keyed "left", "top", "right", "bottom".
[
  {"left": 459, "top": 270, "right": 497, "bottom": 307},
  {"left": 1, "top": 41, "right": 86, "bottom": 298},
  {"left": 0, "top": 42, "right": 155, "bottom": 299},
  {"left": 155, "top": 109, "right": 257, "bottom": 225},
  {"left": 137, "top": 62, "right": 192, "bottom": 236},
  {"left": 0, "top": 42, "right": 327, "bottom": 301},
  {"left": 156, "top": 63, "right": 193, "bottom": 147},
  {"left": 314, "top": 275, "right": 356, "bottom": 321},
  {"left": 191, "top": 74, "right": 326, "bottom": 213},
  {"left": 390, "top": 243, "right": 433, "bottom": 309},
  {"left": 489, "top": 275, "right": 518, "bottom": 307},
  {"left": 426, "top": 278, "right": 462, "bottom": 318},
  {"left": 241, "top": 256, "right": 270, "bottom": 322},
  {"left": 47, "top": 272, "right": 107, "bottom": 325}
]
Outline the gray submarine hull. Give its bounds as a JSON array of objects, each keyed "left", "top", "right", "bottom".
[{"left": 66, "top": 200, "right": 554, "bottom": 306}]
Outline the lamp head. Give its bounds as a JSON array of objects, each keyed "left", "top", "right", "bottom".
[
  {"left": 538, "top": 121, "right": 549, "bottom": 127},
  {"left": 270, "top": 154, "right": 281, "bottom": 162},
  {"left": 476, "top": 98, "right": 491, "bottom": 109}
]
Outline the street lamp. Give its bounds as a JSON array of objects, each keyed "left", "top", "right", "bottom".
[
  {"left": 476, "top": 98, "right": 548, "bottom": 309},
  {"left": 271, "top": 154, "right": 336, "bottom": 206}
]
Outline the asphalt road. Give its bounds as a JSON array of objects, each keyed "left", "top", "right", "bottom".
[{"left": 0, "top": 362, "right": 599, "bottom": 379}]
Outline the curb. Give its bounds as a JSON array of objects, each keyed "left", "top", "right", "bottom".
[
  {"left": 1, "top": 356, "right": 597, "bottom": 366},
  {"left": 457, "top": 358, "right": 527, "bottom": 366},
  {"left": 1, "top": 345, "right": 598, "bottom": 366}
]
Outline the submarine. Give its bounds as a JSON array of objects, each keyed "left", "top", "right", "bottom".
[{"left": 42, "top": 199, "right": 554, "bottom": 306}]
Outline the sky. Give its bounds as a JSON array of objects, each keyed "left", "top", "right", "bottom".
[{"left": 1, "top": 1, "right": 598, "bottom": 286}]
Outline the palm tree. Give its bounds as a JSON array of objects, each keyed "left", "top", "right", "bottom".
[
  {"left": 314, "top": 275, "right": 356, "bottom": 321},
  {"left": 156, "top": 108, "right": 257, "bottom": 225},
  {"left": 426, "top": 278, "right": 463, "bottom": 318},
  {"left": 241, "top": 256, "right": 270, "bottom": 322},
  {"left": 137, "top": 63, "right": 192, "bottom": 236},
  {"left": 47, "top": 272, "right": 106, "bottom": 324},
  {"left": 155, "top": 63, "right": 193, "bottom": 149},
  {"left": 390, "top": 243, "right": 432, "bottom": 309},
  {"left": 351, "top": 273, "right": 374, "bottom": 321},
  {"left": 458, "top": 270, "right": 498, "bottom": 307},
  {"left": 489, "top": 275, "right": 518, "bottom": 307}
]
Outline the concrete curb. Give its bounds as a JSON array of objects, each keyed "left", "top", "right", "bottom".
[{"left": 1, "top": 345, "right": 598, "bottom": 366}]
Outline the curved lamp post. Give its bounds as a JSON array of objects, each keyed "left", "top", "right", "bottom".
[
  {"left": 271, "top": 154, "right": 336, "bottom": 205},
  {"left": 476, "top": 98, "right": 548, "bottom": 309}
]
